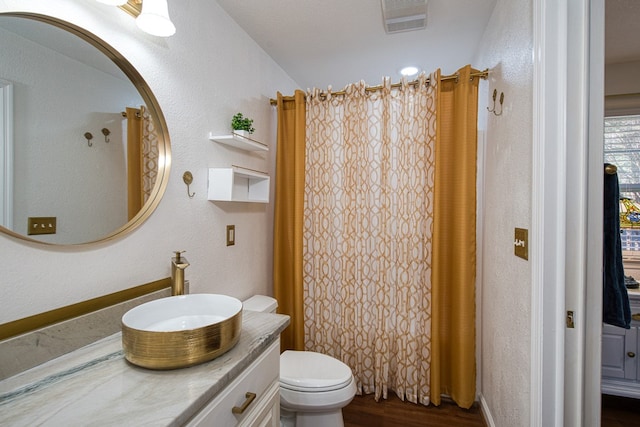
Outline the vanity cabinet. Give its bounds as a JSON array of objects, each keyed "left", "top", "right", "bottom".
[
  {"left": 0, "top": 311, "right": 289, "bottom": 426},
  {"left": 602, "top": 295, "right": 640, "bottom": 398},
  {"left": 208, "top": 133, "right": 270, "bottom": 203},
  {"left": 186, "top": 339, "right": 280, "bottom": 426}
]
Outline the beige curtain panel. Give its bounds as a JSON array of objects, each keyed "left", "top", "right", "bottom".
[{"left": 273, "top": 65, "right": 478, "bottom": 409}]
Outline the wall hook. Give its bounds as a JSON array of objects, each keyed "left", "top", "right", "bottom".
[
  {"left": 101, "top": 128, "right": 111, "bottom": 143},
  {"left": 84, "top": 132, "right": 93, "bottom": 147},
  {"left": 183, "top": 171, "right": 195, "bottom": 198},
  {"left": 487, "top": 89, "right": 504, "bottom": 116}
]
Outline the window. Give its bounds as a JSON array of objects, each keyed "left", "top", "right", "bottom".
[{"left": 604, "top": 114, "right": 640, "bottom": 251}]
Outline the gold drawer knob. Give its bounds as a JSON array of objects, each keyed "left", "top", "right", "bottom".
[
  {"left": 232, "top": 392, "right": 257, "bottom": 415},
  {"left": 632, "top": 313, "right": 640, "bottom": 322},
  {"left": 628, "top": 352, "right": 636, "bottom": 358}
]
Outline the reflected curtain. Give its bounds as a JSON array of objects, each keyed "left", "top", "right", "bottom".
[
  {"left": 430, "top": 65, "right": 478, "bottom": 408},
  {"left": 273, "top": 90, "right": 307, "bottom": 351},
  {"left": 303, "top": 73, "right": 436, "bottom": 405},
  {"left": 125, "top": 106, "right": 159, "bottom": 221}
]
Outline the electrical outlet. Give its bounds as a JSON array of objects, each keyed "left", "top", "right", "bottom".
[
  {"left": 226, "top": 225, "right": 235, "bottom": 246},
  {"left": 28, "top": 217, "right": 57, "bottom": 235}
]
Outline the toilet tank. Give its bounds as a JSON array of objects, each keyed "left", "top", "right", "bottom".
[{"left": 243, "top": 295, "right": 278, "bottom": 313}]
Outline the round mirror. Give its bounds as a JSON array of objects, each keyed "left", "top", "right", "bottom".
[{"left": 0, "top": 13, "right": 170, "bottom": 246}]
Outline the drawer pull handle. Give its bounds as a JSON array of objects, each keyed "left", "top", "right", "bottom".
[
  {"left": 628, "top": 352, "right": 636, "bottom": 358},
  {"left": 232, "top": 392, "right": 257, "bottom": 414},
  {"left": 632, "top": 313, "right": 640, "bottom": 322}
]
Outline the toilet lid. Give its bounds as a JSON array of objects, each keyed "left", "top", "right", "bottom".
[{"left": 280, "top": 351, "right": 353, "bottom": 392}]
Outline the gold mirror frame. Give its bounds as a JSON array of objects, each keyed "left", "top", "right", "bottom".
[{"left": 0, "top": 12, "right": 171, "bottom": 247}]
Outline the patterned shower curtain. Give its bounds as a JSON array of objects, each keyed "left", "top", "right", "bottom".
[
  {"left": 274, "top": 65, "right": 479, "bottom": 409},
  {"left": 303, "top": 73, "right": 436, "bottom": 405}
]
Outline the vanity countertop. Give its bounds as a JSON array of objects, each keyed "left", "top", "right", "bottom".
[{"left": 0, "top": 310, "right": 289, "bottom": 427}]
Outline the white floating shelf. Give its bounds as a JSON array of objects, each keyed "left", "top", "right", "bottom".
[
  {"left": 208, "top": 167, "right": 270, "bottom": 203},
  {"left": 209, "top": 133, "right": 268, "bottom": 152}
]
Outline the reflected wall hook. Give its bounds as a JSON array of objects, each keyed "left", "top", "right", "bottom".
[
  {"left": 487, "top": 88, "right": 504, "bottom": 116},
  {"left": 183, "top": 171, "right": 195, "bottom": 198},
  {"left": 84, "top": 132, "right": 94, "bottom": 147},
  {"left": 101, "top": 128, "right": 111, "bottom": 143}
]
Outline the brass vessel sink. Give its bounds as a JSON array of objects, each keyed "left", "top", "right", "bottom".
[{"left": 121, "top": 294, "right": 242, "bottom": 369}]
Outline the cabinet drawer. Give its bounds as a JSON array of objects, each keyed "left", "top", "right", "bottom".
[
  {"left": 602, "top": 324, "right": 634, "bottom": 379},
  {"left": 187, "top": 340, "right": 280, "bottom": 426},
  {"left": 242, "top": 381, "right": 280, "bottom": 427}
]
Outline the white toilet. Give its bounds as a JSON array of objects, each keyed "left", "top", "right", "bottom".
[{"left": 243, "top": 295, "right": 357, "bottom": 427}]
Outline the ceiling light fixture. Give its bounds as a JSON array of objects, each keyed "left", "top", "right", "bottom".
[
  {"left": 400, "top": 66, "right": 419, "bottom": 77},
  {"left": 136, "top": 0, "right": 176, "bottom": 37},
  {"left": 96, "top": 0, "right": 176, "bottom": 37}
]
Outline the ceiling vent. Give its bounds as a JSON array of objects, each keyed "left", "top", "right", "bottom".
[{"left": 381, "top": 0, "right": 428, "bottom": 34}]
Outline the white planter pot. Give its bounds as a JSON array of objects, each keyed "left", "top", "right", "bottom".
[{"left": 233, "top": 130, "right": 251, "bottom": 138}]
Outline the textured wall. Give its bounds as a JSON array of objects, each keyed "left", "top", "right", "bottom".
[
  {"left": 474, "top": 0, "right": 533, "bottom": 425},
  {"left": 0, "top": 0, "right": 298, "bottom": 323}
]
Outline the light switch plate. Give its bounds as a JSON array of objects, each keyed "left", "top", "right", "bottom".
[
  {"left": 514, "top": 228, "right": 528, "bottom": 260},
  {"left": 226, "top": 225, "right": 235, "bottom": 246},
  {"left": 28, "top": 217, "right": 57, "bottom": 235}
]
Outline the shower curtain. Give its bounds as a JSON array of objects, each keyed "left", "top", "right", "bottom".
[
  {"left": 273, "top": 65, "right": 479, "bottom": 409},
  {"left": 273, "top": 91, "right": 307, "bottom": 351},
  {"left": 125, "top": 106, "right": 159, "bottom": 220}
]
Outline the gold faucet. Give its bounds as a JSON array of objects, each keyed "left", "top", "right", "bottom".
[{"left": 171, "top": 251, "right": 190, "bottom": 296}]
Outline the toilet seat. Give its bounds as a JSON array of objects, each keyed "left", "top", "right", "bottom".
[{"left": 280, "top": 350, "right": 353, "bottom": 392}]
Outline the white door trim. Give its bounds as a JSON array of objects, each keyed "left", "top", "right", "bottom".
[
  {"left": 564, "top": 0, "right": 595, "bottom": 425},
  {"left": 532, "top": 1, "right": 602, "bottom": 425},
  {"left": 0, "top": 78, "right": 13, "bottom": 230},
  {"left": 531, "top": 0, "right": 568, "bottom": 425},
  {"left": 585, "top": 0, "right": 604, "bottom": 425}
]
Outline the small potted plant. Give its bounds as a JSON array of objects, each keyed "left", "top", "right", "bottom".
[{"left": 231, "top": 112, "right": 255, "bottom": 137}]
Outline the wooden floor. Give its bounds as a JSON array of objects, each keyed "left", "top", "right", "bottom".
[
  {"left": 343, "top": 393, "right": 486, "bottom": 427},
  {"left": 601, "top": 394, "right": 640, "bottom": 427},
  {"left": 343, "top": 392, "right": 639, "bottom": 426}
]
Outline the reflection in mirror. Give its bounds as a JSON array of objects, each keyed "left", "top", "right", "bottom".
[{"left": 0, "top": 13, "right": 170, "bottom": 245}]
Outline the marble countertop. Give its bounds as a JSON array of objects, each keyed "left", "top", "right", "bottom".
[{"left": 0, "top": 310, "right": 289, "bottom": 427}]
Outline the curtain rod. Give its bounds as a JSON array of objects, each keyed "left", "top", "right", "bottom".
[{"left": 269, "top": 69, "right": 489, "bottom": 105}]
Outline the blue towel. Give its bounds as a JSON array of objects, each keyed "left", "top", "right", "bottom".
[{"left": 603, "top": 164, "right": 631, "bottom": 329}]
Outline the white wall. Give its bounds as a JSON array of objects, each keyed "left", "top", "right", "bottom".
[
  {"left": 474, "top": 0, "right": 533, "bottom": 425},
  {"left": 0, "top": 0, "right": 298, "bottom": 324}
]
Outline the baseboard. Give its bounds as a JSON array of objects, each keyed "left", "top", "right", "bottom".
[{"left": 479, "top": 393, "right": 496, "bottom": 427}]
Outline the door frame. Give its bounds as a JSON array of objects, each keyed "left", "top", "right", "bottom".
[
  {"left": 531, "top": 0, "right": 568, "bottom": 425},
  {"left": 0, "top": 79, "right": 13, "bottom": 230},
  {"left": 584, "top": 0, "right": 605, "bottom": 425},
  {"left": 531, "top": 0, "right": 603, "bottom": 425}
]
